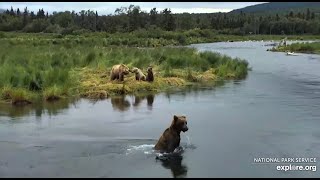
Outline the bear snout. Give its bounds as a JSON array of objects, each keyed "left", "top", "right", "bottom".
[{"left": 182, "top": 126, "right": 188, "bottom": 132}]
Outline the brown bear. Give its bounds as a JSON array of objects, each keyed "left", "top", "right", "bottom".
[
  {"left": 110, "top": 64, "right": 130, "bottom": 81},
  {"left": 131, "top": 67, "right": 146, "bottom": 81},
  {"left": 146, "top": 66, "right": 154, "bottom": 82},
  {"left": 154, "top": 115, "right": 188, "bottom": 153}
]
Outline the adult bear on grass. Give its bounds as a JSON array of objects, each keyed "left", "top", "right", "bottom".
[
  {"left": 110, "top": 64, "right": 131, "bottom": 81},
  {"left": 154, "top": 115, "right": 188, "bottom": 153},
  {"left": 131, "top": 67, "right": 146, "bottom": 81}
]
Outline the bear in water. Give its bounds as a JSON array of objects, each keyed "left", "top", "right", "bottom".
[{"left": 154, "top": 115, "right": 188, "bottom": 153}]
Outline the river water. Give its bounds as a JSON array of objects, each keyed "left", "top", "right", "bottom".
[{"left": 0, "top": 41, "right": 320, "bottom": 177}]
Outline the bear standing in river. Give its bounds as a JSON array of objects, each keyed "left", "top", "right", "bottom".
[
  {"left": 146, "top": 66, "right": 154, "bottom": 82},
  {"left": 154, "top": 115, "right": 188, "bottom": 153},
  {"left": 110, "top": 64, "right": 130, "bottom": 81}
]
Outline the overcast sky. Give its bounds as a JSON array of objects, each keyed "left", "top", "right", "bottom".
[{"left": 0, "top": 2, "right": 266, "bottom": 15}]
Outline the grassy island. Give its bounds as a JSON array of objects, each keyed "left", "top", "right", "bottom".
[
  {"left": 0, "top": 32, "right": 250, "bottom": 105},
  {"left": 270, "top": 41, "right": 320, "bottom": 54}
]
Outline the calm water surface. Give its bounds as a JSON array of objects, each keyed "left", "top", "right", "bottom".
[{"left": 1, "top": 41, "right": 320, "bottom": 177}]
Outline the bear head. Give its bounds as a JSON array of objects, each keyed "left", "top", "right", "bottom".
[
  {"left": 170, "top": 115, "right": 188, "bottom": 133},
  {"left": 121, "top": 64, "right": 130, "bottom": 75},
  {"left": 147, "top": 66, "right": 153, "bottom": 73},
  {"left": 131, "top": 67, "right": 139, "bottom": 74}
]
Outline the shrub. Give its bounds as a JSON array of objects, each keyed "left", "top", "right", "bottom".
[
  {"left": 44, "top": 24, "right": 62, "bottom": 33},
  {"left": 177, "top": 34, "right": 187, "bottom": 45}
]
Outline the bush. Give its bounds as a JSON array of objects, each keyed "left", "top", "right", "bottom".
[
  {"left": 0, "top": 31, "right": 6, "bottom": 38},
  {"left": 44, "top": 24, "right": 62, "bottom": 33},
  {"left": 72, "top": 29, "right": 92, "bottom": 35},
  {"left": 177, "top": 34, "right": 187, "bottom": 45},
  {"left": 23, "top": 19, "right": 49, "bottom": 33},
  {"left": 61, "top": 27, "right": 74, "bottom": 35}
]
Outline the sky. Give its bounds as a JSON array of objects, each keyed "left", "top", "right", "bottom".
[{"left": 0, "top": 2, "right": 267, "bottom": 15}]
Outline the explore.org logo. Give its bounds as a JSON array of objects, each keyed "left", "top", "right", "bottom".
[
  {"left": 253, "top": 157, "right": 316, "bottom": 163},
  {"left": 253, "top": 157, "right": 317, "bottom": 172}
]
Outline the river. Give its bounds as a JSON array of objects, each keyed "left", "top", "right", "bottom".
[{"left": 0, "top": 41, "right": 320, "bottom": 177}]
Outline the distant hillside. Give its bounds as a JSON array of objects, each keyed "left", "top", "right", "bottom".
[
  {"left": 230, "top": 2, "right": 320, "bottom": 13},
  {"left": 0, "top": 9, "right": 5, "bottom": 13}
]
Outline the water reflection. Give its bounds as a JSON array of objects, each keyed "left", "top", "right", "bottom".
[
  {"left": 146, "top": 94, "right": 154, "bottom": 108},
  {"left": 132, "top": 94, "right": 155, "bottom": 110},
  {"left": 110, "top": 96, "right": 131, "bottom": 111},
  {"left": 158, "top": 155, "right": 188, "bottom": 178},
  {"left": 0, "top": 98, "right": 77, "bottom": 119},
  {"left": 164, "top": 81, "right": 227, "bottom": 102},
  {"left": 0, "top": 81, "right": 240, "bottom": 118},
  {"left": 110, "top": 94, "right": 155, "bottom": 111}
]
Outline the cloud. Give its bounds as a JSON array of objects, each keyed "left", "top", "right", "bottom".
[{"left": 0, "top": 2, "right": 266, "bottom": 15}]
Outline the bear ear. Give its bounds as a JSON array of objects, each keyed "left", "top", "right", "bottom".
[{"left": 173, "top": 115, "right": 178, "bottom": 121}]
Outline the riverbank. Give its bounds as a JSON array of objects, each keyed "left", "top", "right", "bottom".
[
  {"left": 0, "top": 33, "right": 249, "bottom": 105},
  {"left": 1, "top": 31, "right": 320, "bottom": 47},
  {"left": 270, "top": 41, "right": 320, "bottom": 54}
]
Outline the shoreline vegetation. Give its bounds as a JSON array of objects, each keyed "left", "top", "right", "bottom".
[
  {"left": 1, "top": 31, "right": 320, "bottom": 47},
  {"left": 270, "top": 41, "right": 320, "bottom": 54},
  {"left": 1, "top": 31, "right": 319, "bottom": 106},
  {"left": 0, "top": 31, "right": 251, "bottom": 106},
  {"left": 1, "top": 4, "right": 320, "bottom": 106}
]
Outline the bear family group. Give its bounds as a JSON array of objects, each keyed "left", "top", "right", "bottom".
[{"left": 110, "top": 64, "right": 154, "bottom": 82}]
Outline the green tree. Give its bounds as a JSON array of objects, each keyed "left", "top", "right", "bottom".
[
  {"left": 17, "top": 8, "right": 21, "bottom": 16},
  {"left": 30, "top": 11, "right": 35, "bottom": 20},
  {"left": 311, "top": 12, "right": 315, "bottom": 19},
  {"left": 95, "top": 11, "right": 98, "bottom": 31},
  {"left": 289, "top": 11, "right": 293, "bottom": 18},
  {"left": 10, "top": 6, "right": 15, "bottom": 16},
  {"left": 177, "top": 13, "right": 193, "bottom": 30},
  {"left": 37, "top": 8, "right": 45, "bottom": 19},
  {"left": 23, "top": 7, "right": 28, "bottom": 27},
  {"left": 306, "top": 8, "right": 310, "bottom": 20},
  {"left": 127, "top": 5, "right": 141, "bottom": 31},
  {"left": 276, "top": 14, "right": 280, "bottom": 21},
  {"left": 150, "top": 8, "right": 158, "bottom": 26},
  {"left": 52, "top": 12, "right": 74, "bottom": 28},
  {"left": 161, "top": 8, "right": 175, "bottom": 31}
]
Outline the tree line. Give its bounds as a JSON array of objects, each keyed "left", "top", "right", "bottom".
[{"left": 0, "top": 5, "right": 319, "bottom": 35}]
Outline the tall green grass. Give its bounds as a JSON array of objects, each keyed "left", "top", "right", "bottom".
[
  {"left": 0, "top": 32, "right": 249, "bottom": 103},
  {"left": 2, "top": 31, "right": 320, "bottom": 48},
  {"left": 275, "top": 42, "right": 320, "bottom": 54}
]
